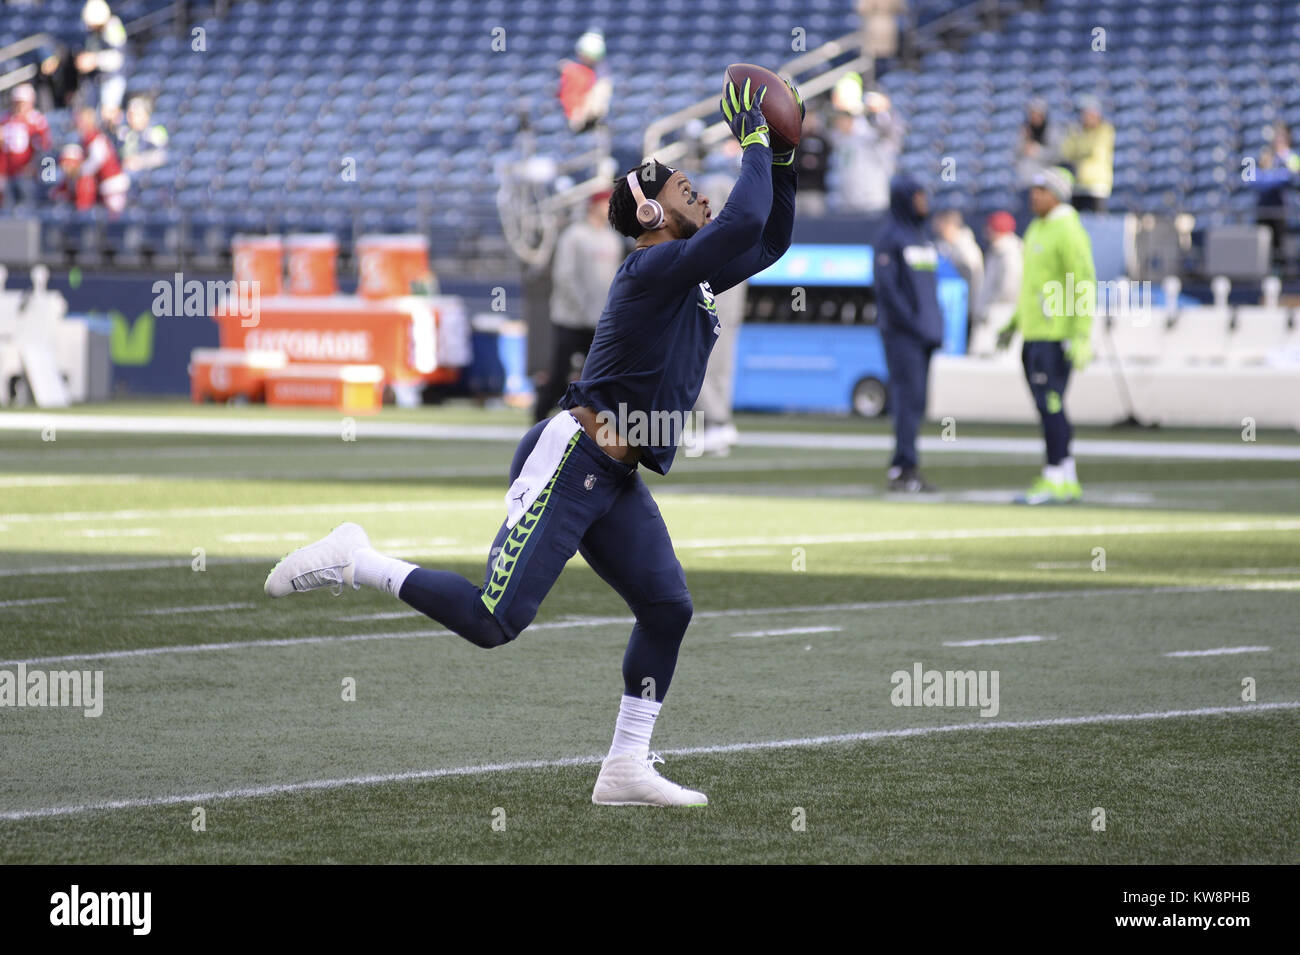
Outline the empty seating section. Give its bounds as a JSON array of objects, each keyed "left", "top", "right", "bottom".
[{"left": 6, "top": 1, "right": 1299, "bottom": 265}]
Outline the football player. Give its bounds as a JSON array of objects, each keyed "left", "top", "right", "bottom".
[{"left": 267, "top": 77, "right": 801, "bottom": 806}]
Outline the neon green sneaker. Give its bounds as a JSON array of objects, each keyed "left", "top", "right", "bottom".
[
  {"left": 1014, "top": 476, "right": 1069, "bottom": 505},
  {"left": 1062, "top": 479, "right": 1083, "bottom": 503}
]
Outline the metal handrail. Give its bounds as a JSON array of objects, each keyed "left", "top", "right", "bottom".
[
  {"left": 0, "top": 33, "right": 56, "bottom": 95},
  {"left": 0, "top": 32, "right": 56, "bottom": 65},
  {"left": 0, "top": 1, "right": 230, "bottom": 95},
  {"left": 501, "top": 29, "right": 872, "bottom": 262}
]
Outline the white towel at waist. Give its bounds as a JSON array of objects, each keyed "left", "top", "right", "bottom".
[{"left": 505, "top": 412, "right": 582, "bottom": 529}]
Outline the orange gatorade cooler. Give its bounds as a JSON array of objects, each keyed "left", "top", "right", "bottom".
[
  {"left": 265, "top": 363, "right": 385, "bottom": 412},
  {"left": 285, "top": 233, "right": 339, "bottom": 296},
  {"left": 356, "top": 234, "right": 434, "bottom": 299},
  {"left": 188, "top": 347, "right": 287, "bottom": 403},
  {"left": 231, "top": 234, "right": 283, "bottom": 297}
]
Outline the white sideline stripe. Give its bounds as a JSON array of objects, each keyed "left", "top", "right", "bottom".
[
  {"left": 0, "top": 475, "right": 146, "bottom": 487},
  {"left": 0, "top": 413, "right": 527, "bottom": 442},
  {"left": 135, "top": 603, "right": 257, "bottom": 616},
  {"left": 0, "top": 499, "right": 498, "bottom": 524},
  {"left": 8, "top": 518, "right": 1298, "bottom": 580},
  {"left": 943, "top": 635, "right": 1056, "bottom": 647},
  {"left": 1, "top": 702, "right": 1294, "bottom": 822},
  {"left": 668, "top": 518, "right": 1300, "bottom": 549},
  {"left": 732, "top": 626, "right": 842, "bottom": 638},
  {"left": 1164, "top": 646, "right": 1272, "bottom": 658},
  {"left": 5, "top": 413, "right": 1300, "bottom": 460},
  {"left": 0, "top": 597, "right": 64, "bottom": 609},
  {"left": 0, "top": 584, "right": 1268, "bottom": 667},
  {"left": 744, "top": 431, "right": 1300, "bottom": 462},
  {"left": 4, "top": 518, "right": 1296, "bottom": 567}
]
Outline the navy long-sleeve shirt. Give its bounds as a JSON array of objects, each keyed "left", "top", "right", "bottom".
[{"left": 563, "top": 144, "right": 796, "bottom": 474}]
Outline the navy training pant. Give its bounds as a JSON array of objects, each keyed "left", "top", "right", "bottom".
[
  {"left": 397, "top": 416, "right": 693, "bottom": 702},
  {"left": 881, "top": 329, "right": 936, "bottom": 472}
]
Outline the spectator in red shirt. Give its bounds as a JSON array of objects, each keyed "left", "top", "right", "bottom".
[
  {"left": 558, "top": 30, "right": 611, "bottom": 133},
  {"left": 50, "top": 143, "right": 98, "bottom": 209},
  {"left": 1, "top": 84, "right": 53, "bottom": 206},
  {"left": 74, "top": 105, "right": 129, "bottom": 215}
]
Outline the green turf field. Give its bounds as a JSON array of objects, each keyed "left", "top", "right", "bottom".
[{"left": 1, "top": 403, "right": 1297, "bottom": 863}]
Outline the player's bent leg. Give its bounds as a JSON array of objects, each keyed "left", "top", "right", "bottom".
[
  {"left": 620, "top": 595, "right": 693, "bottom": 701},
  {"left": 580, "top": 473, "right": 706, "bottom": 806},
  {"left": 384, "top": 415, "right": 625, "bottom": 648},
  {"left": 395, "top": 568, "right": 511, "bottom": 648}
]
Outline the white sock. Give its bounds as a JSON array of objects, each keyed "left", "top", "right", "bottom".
[
  {"left": 351, "top": 547, "right": 417, "bottom": 596},
  {"left": 1060, "top": 457, "right": 1078, "bottom": 483},
  {"left": 1043, "top": 463, "right": 1064, "bottom": 483},
  {"left": 607, "top": 694, "right": 661, "bottom": 760}
]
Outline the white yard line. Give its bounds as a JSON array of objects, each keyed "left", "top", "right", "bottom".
[
  {"left": 0, "top": 557, "right": 263, "bottom": 577},
  {"left": 869, "top": 554, "right": 953, "bottom": 563},
  {"left": 69, "top": 528, "right": 160, "bottom": 538},
  {"left": 943, "top": 635, "right": 1057, "bottom": 647},
  {"left": 1164, "top": 646, "right": 1272, "bottom": 658},
  {"left": 0, "top": 583, "right": 1274, "bottom": 668},
  {"left": 135, "top": 603, "right": 257, "bottom": 616},
  {"left": 0, "top": 597, "right": 64, "bottom": 609},
  {"left": 1, "top": 701, "right": 1294, "bottom": 822},
  {"left": 732, "top": 626, "right": 843, "bottom": 638},
  {"left": 695, "top": 547, "right": 781, "bottom": 558},
  {"left": 0, "top": 499, "right": 499, "bottom": 525}
]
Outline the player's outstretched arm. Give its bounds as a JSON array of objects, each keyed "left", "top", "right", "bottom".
[
  {"left": 708, "top": 161, "right": 796, "bottom": 294},
  {"left": 635, "top": 81, "right": 774, "bottom": 290},
  {"left": 709, "top": 76, "right": 802, "bottom": 293}
]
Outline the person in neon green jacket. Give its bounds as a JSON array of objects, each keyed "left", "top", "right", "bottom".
[{"left": 997, "top": 166, "right": 1095, "bottom": 504}]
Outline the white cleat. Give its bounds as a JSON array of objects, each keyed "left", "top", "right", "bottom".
[
  {"left": 264, "top": 522, "right": 370, "bottom": 597},
  {"left": 591, "top": 753, "right": 709, "bottom": 807}
]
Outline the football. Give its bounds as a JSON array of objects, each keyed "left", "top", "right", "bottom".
[{"left": 723, "top": 62, "right": 802, "bottom": 151}]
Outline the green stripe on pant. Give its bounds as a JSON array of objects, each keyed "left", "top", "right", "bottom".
[{"left": 481, "top": 431, "right": 582, "bottom": 614}]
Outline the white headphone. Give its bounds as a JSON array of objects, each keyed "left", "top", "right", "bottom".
[{"left": 626, "top": 170, "right": 665, "bottom": 231}]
